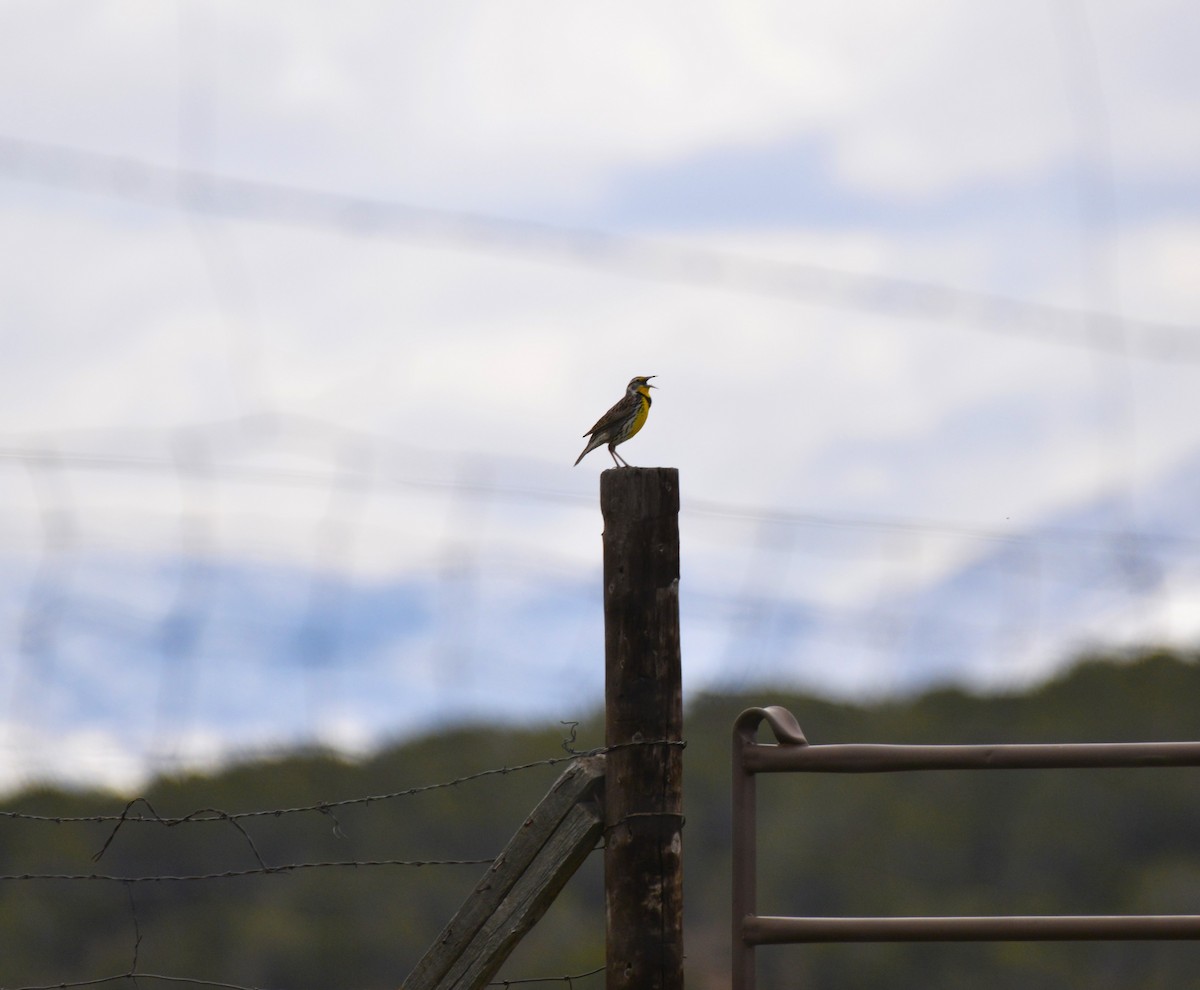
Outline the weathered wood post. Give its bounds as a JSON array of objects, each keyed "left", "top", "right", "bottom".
[{"left": 601, "top": 466, "right": 683, "bottom": 990}]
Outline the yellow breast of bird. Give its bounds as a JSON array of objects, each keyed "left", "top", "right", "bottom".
[{"left": 627, "top": 391, "right": 651, "bottom": 439}]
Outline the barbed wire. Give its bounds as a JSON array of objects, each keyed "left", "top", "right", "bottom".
[
  {"left": 5, "top": 973, "right": 283, "bottom": 990},
  {"left": 0, "top": 739, "right": 681, "bottom": 833},
  {"left": 1, "top": 752, "right": 582, "bottom": 828},
  {"left": 0, "top": 858, "right": 495, "bottom": 883},
  {"left": 3, "top": 435, "right": 1198, "bottom": 552},
  {"left": 1, "top": 134, "right": 1198, "bottom": 363},
  {"left": 0, "top": 737, "right": 628, "bottom": 990},
  {"left": 0, "top": 741, "right": 625, "bottom": 989},
  {"left": 3, "top": 964, "right": 608, "bottom": 990}
]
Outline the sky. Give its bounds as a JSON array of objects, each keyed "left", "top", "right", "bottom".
[{"left": 1, "top": 1, "right": 1199, "bottom": 790}]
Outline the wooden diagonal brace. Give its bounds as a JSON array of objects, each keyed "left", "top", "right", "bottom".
[{"left": 403, "top": 755, "right": 605, "bottom": 990}]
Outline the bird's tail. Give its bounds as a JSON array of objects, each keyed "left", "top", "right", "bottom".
[{"left": 574, "top": 436, "right": 600, "bottom": 466}]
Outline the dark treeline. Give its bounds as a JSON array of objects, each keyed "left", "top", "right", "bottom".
[{"left": 3, "top": 648, "right": 1200, "bottom": 989}]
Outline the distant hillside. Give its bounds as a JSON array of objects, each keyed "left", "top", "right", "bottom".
[{"left": 2, "top": 647, "right": 1200, "bottom": 989}]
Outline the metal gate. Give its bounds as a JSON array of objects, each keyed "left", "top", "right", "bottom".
[{"left": 732, "top": 705, "right": 1200, "bottom": 989}]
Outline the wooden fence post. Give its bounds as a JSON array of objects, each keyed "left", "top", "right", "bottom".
[{"left": 601, "top": 467, "right": 683, "bottom": 990}]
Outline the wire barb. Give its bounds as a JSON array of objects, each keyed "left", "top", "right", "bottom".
[{"left": 487, "top": 965, "right": 605, "bottom": 987}]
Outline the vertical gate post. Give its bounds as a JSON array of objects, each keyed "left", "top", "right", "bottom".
[
  {"left": 731, "top": 725, "right": 757, "bottom": 990},
  {"left": 601, "top": 467, "right": 684, "bottom": 990}
]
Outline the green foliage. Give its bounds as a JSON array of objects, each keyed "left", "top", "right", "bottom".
[{"left": 2, "top": 649, "right": 1200, "bottom": 988}]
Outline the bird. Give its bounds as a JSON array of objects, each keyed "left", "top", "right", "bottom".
[{"left": 574, "top": 375, "right": 656, "bottom": 468}]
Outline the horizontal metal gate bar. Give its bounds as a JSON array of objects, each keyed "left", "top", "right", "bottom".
[
  {"left": 743, "top": 739, "right": 1200, "bottom": 773},
  {"left": 745, "top": 914, "right": 1200, "bottom": 944}
]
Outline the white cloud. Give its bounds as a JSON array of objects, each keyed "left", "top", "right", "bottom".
[{"left": 3, "top": 2, "right": 1195, "bottom": 210}]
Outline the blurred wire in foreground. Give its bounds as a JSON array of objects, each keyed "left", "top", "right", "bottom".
[{"left": 1, "top": 135, "right": 1198, "bottom": 361}]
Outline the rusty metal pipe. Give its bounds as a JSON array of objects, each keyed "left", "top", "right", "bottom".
[
  {"left": 743, "top": 739, "right": 1200, "bottom": 774},
  {"left": 746, "top": 914, "right": 1200, "bottom": 944}
]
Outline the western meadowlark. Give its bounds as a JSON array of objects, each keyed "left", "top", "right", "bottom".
[{"left": 574, "top": 375, "right": 656, "bottom": 468}]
